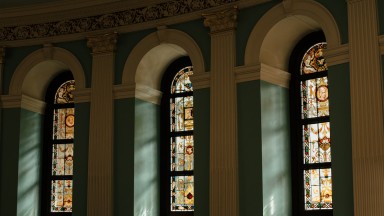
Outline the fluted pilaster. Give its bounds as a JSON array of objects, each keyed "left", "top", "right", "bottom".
[
  {"left": 203, "top": 6, "right": 239, "bottom": 216},
  {"left": 86, "top": 33, "right": 117, "bottom": 216},
  {"left": 347, "top": 0, "right": 384, "bottom": 215},
  {"left": 0, "top": 47, "right": 5, "bottom": 95}
]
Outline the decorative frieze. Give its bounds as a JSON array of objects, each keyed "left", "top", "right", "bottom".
[
  {"left": 0, "top": 0, "right": 236, "bottom": 42},
  {"left": 203, "top": 6, "right": 238, "bottom": 33},
  {"left": 87, "top": 33, "right": 118, "bottom": 54}
]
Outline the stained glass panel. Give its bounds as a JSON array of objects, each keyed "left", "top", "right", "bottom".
[
  {"left": 171, "top": 135, "right": 194, "bottom": 171},
  {"left": 303, "top": 122, "right": 331, "bottom": 164},
  {"left": 301, "top": 43, "right": 327, "bottom": 75},
  {"left": 170, "top": 96, "right": 194, "bottom": 132},
  {"left": 171, "top": 176, "right": 194, "bottom": 211},
  {"left": 304, "top": 169, "right": 332, "bottom": 210},
  {"left": 55, "top": 80, "right": 75, "bottom": 104},
  {"left": 301, "top": 77, "right": 329, "bottom": 119},
  {"left": 52, "top": 144, "right": 74, "bottom": 175},
  {"left": 53, "top": 108, "right": 75, "bottom": 139},
  {"left": 51, "top": 180, "right": 73, "bottom": 212},
  {"left": 171, "top": 67, "right": 193, "bottom": 94}
]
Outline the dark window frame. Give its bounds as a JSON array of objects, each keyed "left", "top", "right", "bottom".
[
  {"left": 289, "top": 31, "right": 333, "bottom": 216},
  {"left": 160, "top": 56, "right": 194, "bottom": 216}
]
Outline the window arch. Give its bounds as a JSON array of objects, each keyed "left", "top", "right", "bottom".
[
  {"left": 160, "top": 57, "right": 194, "bottom": 216},
  {"left": 290, "top": 32, "right": 333, "bottom": 216},
  {"left": 42, "top": 72, "right": 75, "bottom": 215}
]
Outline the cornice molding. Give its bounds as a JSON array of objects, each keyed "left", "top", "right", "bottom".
[
  {"left": 260, "top": 63, "right": 290, "bottom": 89},
  {"left": 325, "top": 43, "right": 350, "bottom": 66},
  {"left": 380, "top": 35, "right": 384, "bottom": 55},
  {"left": 73, "top": 88, "right": 91, "bottom": 103},
  {"left": 135, "top": 83, "right": 163, "bottom": 105},
  {"left": 235, "top": 64, "right": 261, "bottom": 83},
  {"left": 190, "top": 73, "right": 211, "bottom": 89},
  {"left": 203, "top": 5, "right": 238, "bottom": 33},
  {"left": 113, "top": 84, "right": 135, "bottom": 99},
  {"left": 0, "top": 0, "right": 238, "bottom": 43},
  {"left": 1, "top": 94, "right": 46, "bottom": 114}
]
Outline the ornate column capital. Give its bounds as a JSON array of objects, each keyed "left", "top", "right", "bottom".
[
  {"left": 203, "top": 6, "right": 238, "bottom": 34},
  {"left": 87, "top": 32, "right": 118, "bottom": 54},
  {"left": 0, "top": 47, "right": 5, "bottom": 64}
]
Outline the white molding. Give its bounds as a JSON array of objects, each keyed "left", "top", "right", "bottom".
[
  {"left": 260, "top": 63, "right": 291, "bottom": 88},
  {"left": 73, "top": 88, "right": 91, "bottom": 103},
  {"left": 113, "top": 84, "right": 135, "bottom": 100},
  {"left": 1, "top": 95, "right": 22, "bottom": 108},
  {"left": 135, "top": 83, "right": 163, "bottom": 105},
  {"left": 21, "top": 94, "right": 46, "bottom": 114},
  {"left": 235, "top": 65, "right": 261, "bottom": 83},
  {"left": 380, "top": 35, "right": 384, "bottom": 55},
  {"left": 325, "top": 43, "right": 350, "bottom": 66},
  {"left": 191, "top": 73, "right": 211, "bottom": 89}
]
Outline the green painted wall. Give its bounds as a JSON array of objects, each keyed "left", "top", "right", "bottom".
[
  {"left": 171, "top": 20, "right": 211, "bottom": 72},
  {"left": 378, "top": 0, "right": 384, "bottom": 35},
  {"left": 114, "top": 99, "right": 135, "bottom": 216},
  {"left": 115, "top": 30, "right": 156, "bottom": 85},
  {"left": 72, "top": 102, "right": 90, "bottom": 216},
  {"left": 237, "top": 0, "right": 280, "bottom": 66},
  {"left": 134, "top": 99, "right": 160, "bottom": 216},
  {"left": 238, "top": 80, "right": 263, "bottom": 216},
  {"left": 328, "top": 63, "right": 354, "bottom": 216},
  {"left": 0, "top": 108, "right": 21, "bottom": 215},
  {"left": 2, "top": 46, "right": 40, "bottom": 94},
  {"left": 17, "top": 109, "right": 43, "bottom": 216},
  {"left": 315, "top": 0, "right": 348, "bottom": 44},
  {"left": 260, "top": 81, "right": 291, "bottom": 216},
  {"left": 193, "top": 88, "right": 210, "bottom": 216},
  {"left": 56, "top": 40, "right": 92, "bottom": 88}
]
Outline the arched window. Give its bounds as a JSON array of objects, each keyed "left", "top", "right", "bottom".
[
  {"left": 43, "top": 72, "right": 75, "bottom": 215},
  {"left": 290, "top": 32, "right": 333, "bottom": 216},
  {"left": 161, "top": 57, "right": 194, "bottom": 216}
]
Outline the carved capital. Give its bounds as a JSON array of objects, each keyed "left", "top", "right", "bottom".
[
  {"left": 203, "top": 6, "right": 238, "bottom": 34},
  {"left": 87, "top": 32, "right": 118, "bottom": 54},
  {"left": 0, "top": 47, "right": 5, "bottom": 64}
]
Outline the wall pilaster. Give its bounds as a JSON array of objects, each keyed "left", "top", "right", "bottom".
[
  {"left": 86, "top": 33, "right": 117, "bottom": 216},
  {"left": 203, "top": 6, "right": 239, "bottom": 216},
  {"left": 347, "top": 0, "right": 384, "bottom": 215}
]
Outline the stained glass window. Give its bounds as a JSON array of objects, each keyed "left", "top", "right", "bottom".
[
  {"left": 168, "top": 66, "right": 194, "bottom": 213},
  {"left": 46, "top": 78, "right": 75, "bottom": 214},
  {"left": 297, "top": 42, "right": 333, "bottom": 212}
]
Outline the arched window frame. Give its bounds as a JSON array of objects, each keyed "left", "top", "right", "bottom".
[
  {"left": 160, "top": 57, "right": 195, "bottom": 216},
  {"left": 42, "top": 71, "right": 75, "bottom": 216},
  {"left": 290, "top": 32, "right": 333, "bottom": 216}
]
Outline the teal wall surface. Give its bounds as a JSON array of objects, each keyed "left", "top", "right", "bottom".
[
  {"left": 171, "top": 20, "right": 211, "bottom": 72},
  {"left": 315, "top": 0, "right": 348, "bottom": 44},
  {"left": 134, "top": 99, "right": 160, "bottom": 216},
  {"left": 114, "top": 99, "right": 135, "bottom": 216},
  {"left": 328, "top": 63, "right": 354, "bottom": 216},
  {"left": 238, "top": 80, "right": 263, "bottom": 216},
  {"left": 56, "top": 40, "right": 92, "bottom": 88},
  {"left": 17, "top": 109, "right": 43, "bottom": 216},
  {"left": 378, "top": 0, "right": 384, "bottom": 34},
  {"left": 0, "top": 108, "right": 21, "bottom": 215},
  {"left": 260, "top": 81, "right": 291, "bottom": 216},
  {"left": 236, "top": 0, "right": 280, "bottom": 66},
  {"left": 193, "top": 88, "right": 210, "bottom": 216},
  {"left": 2, "top": 46, "right": 40, "bottom": 94},
  {"left": 72, "top": 102, "right": 90, "bottom": 216},
  {"left": 115, "top": 29, "right": 156, "bottom": 85}
]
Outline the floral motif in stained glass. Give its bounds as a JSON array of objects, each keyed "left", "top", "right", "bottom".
[
  {"left": 301, "top": 77, "right": 329, "bottom": 119},
  {"left": 303, "top": 122, "right": 331, "bottom": 164},
  {"left": 301, "top": 43, "right": 327, "bottom": 74},
  {"left": 171, "top": 135, "right": 194, "bottom": 171},
  {"left": 55, "top": 80, "right": 75, "bottom": 104},
  {"left": 52, "top": 144, "right": 74, "bottom": 175},
  {"left": 304, "top": 168, "right": 332, "bottom": 210},
  {"left": 53, "top": 108, "right": 75, "bottom": 139},
  {"left": 51, "top": 180, "right": 73, "bottom": 212},
  {"left": 171, "top": 176, "right": 194, "bottom": 211}
]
